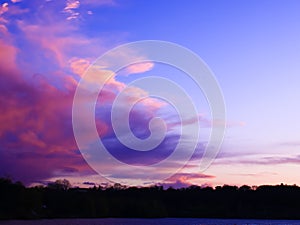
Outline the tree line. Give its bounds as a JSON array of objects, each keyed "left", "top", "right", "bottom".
[{"left": 1, "top": 177, "right": 300, "bottom": 219}]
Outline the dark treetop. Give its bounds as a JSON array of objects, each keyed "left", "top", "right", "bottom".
[{"left": 1, "top": 178, "right": 300, "bottom": 220}]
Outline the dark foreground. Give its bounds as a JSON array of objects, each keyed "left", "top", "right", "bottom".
[
  {"left": 2, "top": 218, "right": 300, "bottom": 225},
  {"left": 2, "top": 178, "right": 300, "bottom": 220}
]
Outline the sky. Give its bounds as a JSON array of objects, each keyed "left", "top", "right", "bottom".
[{"left": 0, "top": 0, "right": 300, "bottom": 188}]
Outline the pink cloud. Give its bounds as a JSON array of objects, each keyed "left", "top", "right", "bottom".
[
  {"left": 162, "top": 172, "right": 215, "bottom": 188},
  {"left": 0, "top": 2, "right": 183, "bottom": 186},
  {"left": 64, "top": 0, "right": 80, "bottom": 20},
  {"left": 0, "top": 24, "right": 8, "bottom": 34},
  {"left": 0, "top": 34, "right": 166, "bottom": 187},
  {"left": 17, "top": 20, "right": 99, "bottom": 68},
  {"left": 77, "top": 63, "right": 164, "bottom": 111},
  {"left": 0, "top": 30, "right": 98, "bottom": 183},
  {"left": 64, "top": 0, "right": 80, "bottom": 10},
  {"left": 69, "top": 57, "right": 91, "bottom": 77},
  {"left": 0, "top": 39, "right": 18, "bottom": 72},
  {"left": 0, "top": 1, "right": 28, "bottom": 21},
  {"left": 124, "top": 62, "right": 154, "bottom": 75},
  {"left": 19, "top": 131, "right": 47, "bottom": 148},
  {"left": 0, "top": 3, "right": 9, "bottom": 15},
  {"left": 169, "top": 172, "right": 215, "bottom": 182},
  {"left": 0, "top": 68, "right": 97, "bottom": 184}
]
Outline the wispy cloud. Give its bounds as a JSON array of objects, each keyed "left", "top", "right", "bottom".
[
  {"left": 63, "top": 0, "right": 80, "bottom": 20},
  {"left": 215, "top": 154, "right": 300, "bottom": 166},
  {"left": 277, "top": 141, "right": 300, "bottom": 147}
]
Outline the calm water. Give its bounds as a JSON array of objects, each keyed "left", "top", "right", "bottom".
[{"left": 1, "top": 218, "right": 300, "bottom": 225}]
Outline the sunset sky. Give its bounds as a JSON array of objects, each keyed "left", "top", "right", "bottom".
[{"left": 1, "top": 0, "right": 300, "bottom": 188}]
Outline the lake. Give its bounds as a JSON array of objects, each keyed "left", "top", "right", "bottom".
[{"left": 1, "top": 218, "right": 300, "bottom": 225}]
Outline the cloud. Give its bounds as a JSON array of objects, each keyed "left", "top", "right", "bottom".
[
  {"left": 0, "top": 12, "right": 102, "bottom": 184},
  {"left": 169, "top": 172, "right": 215, "bottom": 181},
  {"left": 277, "top": 141, "right": 300, "bottom": 147},
  {"left": 61, "top": 0, "right": 118, "bottom": 21},
  {"left": 18, "top": 20, "right": 94, "bottom": 67},
  {"left": 124, "top": 62, "right": 154, "bottom": 75},
  {"left": 0, "top": 3, "right": 9, "bottom": 15},
  {"left": 19, "top": 131, "right": 46, "bottom": 148},
  {"left": 215, "top": 154, "right": 300, "bottom": 166},
  {"left": 166, "top": 113, "right": 245, "bottom": 131},
  {"left": 0, "top": 64, "right": 96, "bottom": 184},
  {"left": 65, "top": 0, "right": 80, "bottom": 10},
  {"left": 0, "top": 0, "right": 211, "bottom": 187},
  {"left": 83, "top": 181, "right": 96, "bottom": 186},
  {"left": 260, "top": 155, "right": 300, "bottom": 165},
  {"left": 63, "top": 0, "right": 80, "bottom": 20},
  {"left": 0, "top": 7, "right": 168, "bottom": 187},
  {"left": 160, "top": 172, "right": 215, "bottom": 188},
  {"left": 0, "top": 39, "right": 18, "bottom": 72},
  {"left": 231, "top": 172, "right": 278, "bottom": 177},
  {"left": 69, "top": 57, "right": 91, "bottom": 77}
]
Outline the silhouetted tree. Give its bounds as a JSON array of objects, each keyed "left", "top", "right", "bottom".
[
  {"left": 2, "top": 178, "right": 300, "bottom": 219},
  {"left": 47, "top": 179, "right": 71, "bottom": 191}
]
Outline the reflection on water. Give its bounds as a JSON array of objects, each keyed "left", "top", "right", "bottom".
[{"left": 1, "top": 218, "right": 300, "bottom": 225}]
